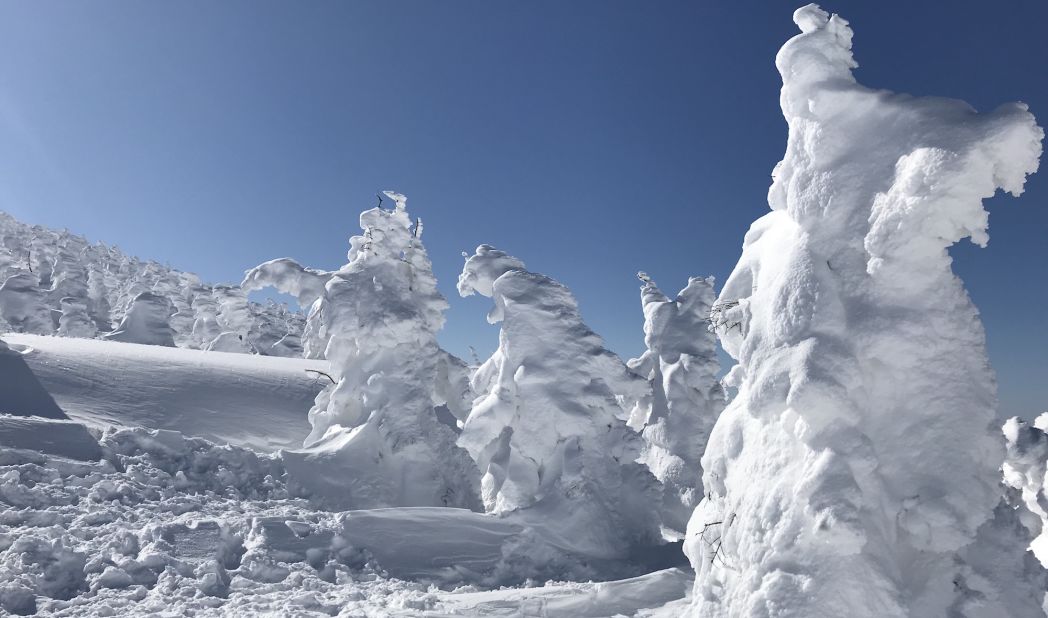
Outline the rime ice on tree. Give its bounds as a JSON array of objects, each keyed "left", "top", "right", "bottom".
[
  {"left": 684, "top": 5, "right": 1044, "bottom": 617},
  {"left": 274, "top": 195, "right": 481, "bottom": 511},
  {"left": 626, "top": 273, "right": 725, "bottom": 537},
  {"left": 457, "top": 245, "right": 663, "bottom": 555}
]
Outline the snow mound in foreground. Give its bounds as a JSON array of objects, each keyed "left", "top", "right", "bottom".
[{"left": 685, "top": 4, "right": 1044, "bottom": 617}]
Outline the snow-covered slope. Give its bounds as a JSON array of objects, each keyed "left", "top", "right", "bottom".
[
  {"left": 2, "top": 333, "right": 326, "bottom": 451},
  {"left": 0, "top": 211, "right": 306, "bottom": 357}
]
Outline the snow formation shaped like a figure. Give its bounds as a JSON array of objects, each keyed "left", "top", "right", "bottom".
[
  {"left": 281, "top": 197, "right": 481, "bottom": 511},
  {"left": 458, "top": 245, "right": 663, "bottom": 556},
  {"left": 103, "top": 292, "right": 176, "bottom": 347},
  {"left": 1003, "top": 414, "right": 1048, "bottom": 565},
  {"left": 684, "top": 5, "right": 1044, "bottom": 617},
  {"left": 626, "top": 273, "right": 725, "bottom": 537}
]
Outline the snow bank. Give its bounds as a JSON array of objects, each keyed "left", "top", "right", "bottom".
[
  {"left": 627, "top": 273, "right": 725, "bottom": 537},
  {"left": 458, "top": 245, "right": 663, "bottom": 558},
  {"left": 684, "top": 5, "right": 1044, "bottom": 617},
  {"left": 0, "top": 338, "right": 65, "bottom": 419},
  {"left": 5, "top": 333, "right": 323, "bottom": 452},
  {"left": 282, "top": 196, "right": 481, "bottom": 511},
  {"left": 0, "top": 415, "right": 101, "bottom": 461}
]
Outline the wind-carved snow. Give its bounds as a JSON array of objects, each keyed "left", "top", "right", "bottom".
[
  {"left": 626, "top": 273, "right": 726, "bottom": 538},
  {"left": 683, "top": 5, "right": 1044, "bottom": 617},
  {"left": 0, "top": 211, "right": 306, "bottom": 356},
  {"left": 275, "top": 197, "right": 483, "bottom": 511},
  {"left": 457, "top": 245, "right": 665, "bottom": 559}
]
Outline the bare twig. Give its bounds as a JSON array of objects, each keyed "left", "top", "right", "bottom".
[{"left": 306, "top": 369, "right": 336, "bottom": 385}]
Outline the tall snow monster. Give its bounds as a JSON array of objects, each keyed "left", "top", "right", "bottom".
[
  {"left": 627, "top": 273, "right": 725, "bottom": 537},
  {"left": 272, "top": 195, "right": 481, "bottom": 511},
  {"left": 684, "top": 5, "right": 1044, "bottom": 617},
  {"left": 457, "top": 245, "right": 663, "bottom": 557}
]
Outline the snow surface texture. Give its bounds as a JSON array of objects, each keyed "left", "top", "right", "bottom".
[
  {"left": 457, "top": 245, "right": 665, "bottom": 559},
  {"left": 277, "top": 197, "right": 482, "bottom": 511},
  {"left": 0, "top": 415, "right": 692, "bottom": 616},
  {"left": 0, "top": 211, "right": 306, "bottom": 357},
  {"left": 627, "top": 273, "right": 726, "bottom": 538},
  {"left": 684, "top": 5, "right": 1045, "bottom": 617},
  {"left": 4, "top": 333, "right": 325, "bottom": 452}
]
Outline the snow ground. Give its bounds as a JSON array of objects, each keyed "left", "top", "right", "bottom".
[
  {"left": 0, "top": 335, "right": 693, "bottom": 616},
  {"left": 2, "top": 333, "right": 326, "bottom": 452}
]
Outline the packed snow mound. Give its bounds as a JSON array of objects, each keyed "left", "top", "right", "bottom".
[
  {"left": 684, "top": 5, "right": 1044, "bottom": 617},
  {"left": 4, "top": 333, "right": 325, "bottom": 452},
  {"left": 0, "top": 338, "right": 65, "bottom": 419},
  {"left": 280, "top": 197, "right": 482, "bottom": 512},
  {"left": 0, "top": 418, "right": 690, "bottom": 615},
  {"left": 627, "top": 273, "right": 726, "bottom": 537},
  {"left": 458, "top": 245, "right": 664, "bottom": 558},
  {"left": 1004, "top": 414, "right": 1048, "bottom": 564},
  {"left": 0, "top": 415, "right": 101, "bottom": 461},
  {"left": 0, "top": 211, "right": 306, "bottom": 357},
  {"left": 102, "top": 292, "right": 176, "bottom": 347}
]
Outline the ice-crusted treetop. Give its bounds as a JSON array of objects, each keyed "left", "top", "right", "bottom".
[
  {"left": 685, "top": 5, "right": 1044, "bottom": 617},
  {"left": 457, "top": 244, "right": 527, "bottom": 301},
  {"left": 635, "top": 273, "right": 719, "bottom": 365}
]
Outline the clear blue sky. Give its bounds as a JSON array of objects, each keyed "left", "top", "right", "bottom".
[{"left": 1, "top": 1, "right": 1045, "bottom": 418}]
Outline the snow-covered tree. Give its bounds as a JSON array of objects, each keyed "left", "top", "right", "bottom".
[
  {"left": 103, "top": 292, "right": 176, "bottom": 347},
  {"left": 457, "top": 244, "right": 662, "bottom": 555},
  {"left": 684, "top": 6, "right": 1044, "bottom": 617},
  {"left": 57, "top": 298, "right": 98, "bottom": 338},
  {"left": 0, "top": 272, "right": 54, "bottom": 334},
  {"left": 280, "top": 195, "right": 481, "bottom": 511},
  {"left": 626, "top": 273, "right": 725, "bottom": 537},
  {"left": 0, "top": 211, "right": 308, "bottom": 354}
]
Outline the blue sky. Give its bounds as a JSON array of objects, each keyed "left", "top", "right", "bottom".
[{"left": 1, "top": 1, "right": 1045, "bottom": 417}]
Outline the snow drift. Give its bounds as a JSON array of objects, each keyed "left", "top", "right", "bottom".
[
  {"left": 684, "top": 5, "right": 1044, "bottom": 617},
  {"left": 0, "top": 339, "right": 65, "bottom": 419}
]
